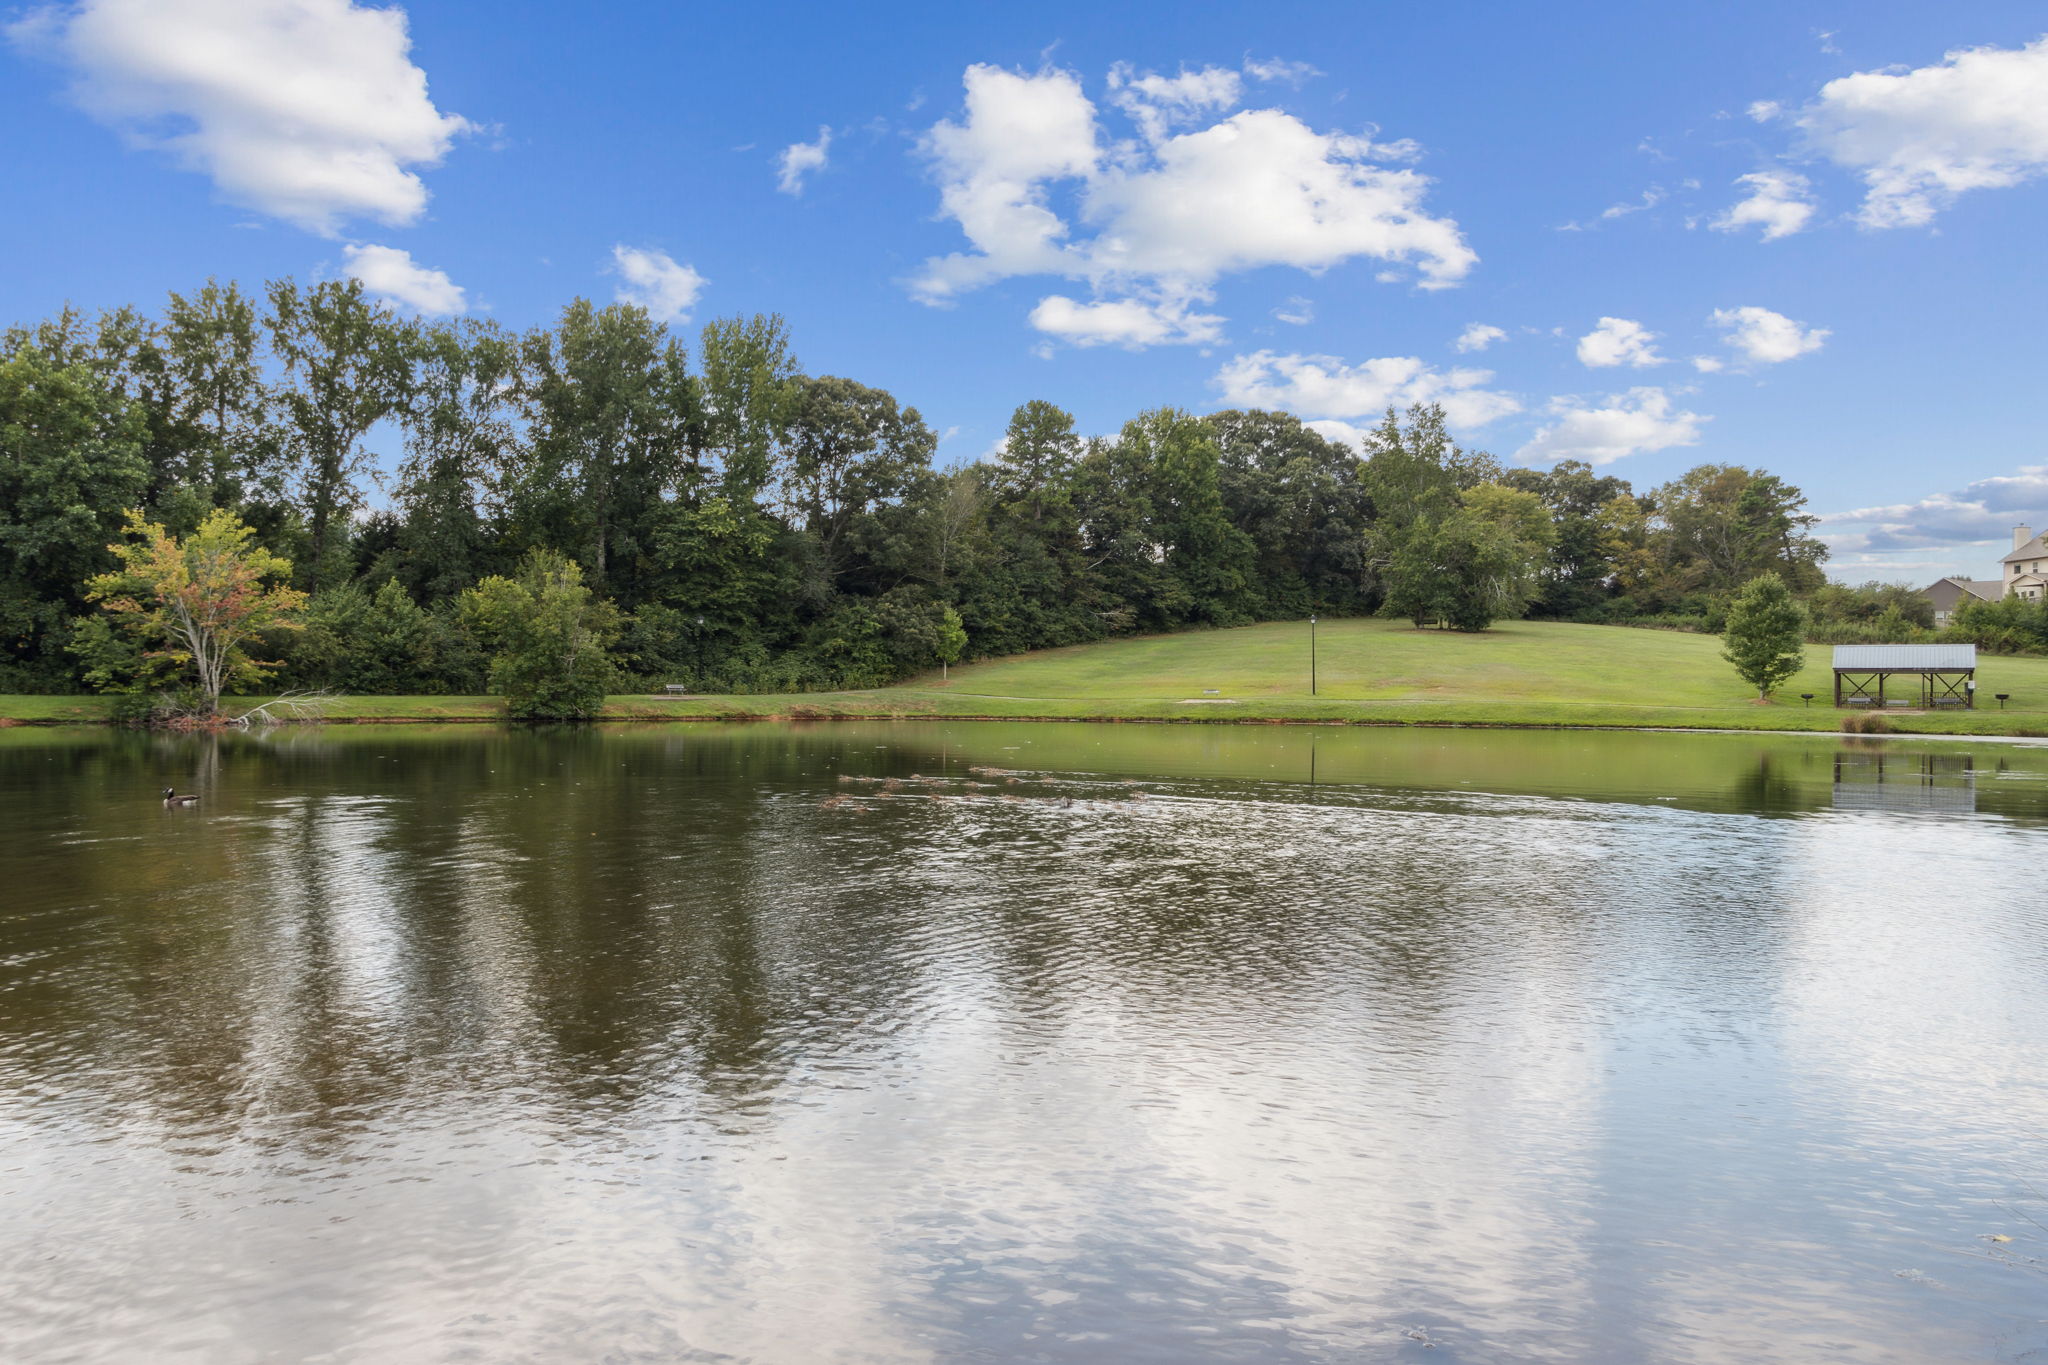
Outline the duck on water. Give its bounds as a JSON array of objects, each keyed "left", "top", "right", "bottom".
[{"left": 162, "top": 788, "right": 199, "bottom": 806}]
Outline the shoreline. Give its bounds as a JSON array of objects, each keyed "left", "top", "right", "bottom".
[
  {"left": 5, "top": 697, "right": 2045, "bottom": 742},
  {"left": 12, "top": 620, "right": 2046, "bottom": 740}
]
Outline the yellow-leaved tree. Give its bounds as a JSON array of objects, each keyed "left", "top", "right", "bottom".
[{"left": 84, "top": 509, "right": 306, "bottom": 721}]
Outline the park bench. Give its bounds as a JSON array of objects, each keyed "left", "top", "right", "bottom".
[{"left": 661, "top": 684, "right": 689, "bottom": 695}]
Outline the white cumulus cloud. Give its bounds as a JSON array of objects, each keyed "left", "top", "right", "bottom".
[
  {"left": 1712, "top": 169, "right": 1818, "bottom": 240},
  {"left": 912, "top": 62, "right": 1475, "bottom": 347},
  {"left": 1214, "top": 350, "right": 1521, "bottom": 431},
  {"left": 776, "top": 125, "right": 831, "bottom": 195},
  {"left": 1028, "top": 294, "right": 1223, "bottom": 348},
  {"left": 1515, "top": 387, "right": 1706, "bottom": 465},
  {"left": 1454, "top": 322, "right": 1505, "bottom": 353},
  {"left": 9, "top": 0, "right": 471, "bottom": 235},
  {"left": 342, "top": 243, "right": 464, "bottom": 314},
  {"left": 611, "top": 245, "right": 705, "bottom": 322},
  {"left": 1106, "top": 63, "right": 1243, "bottom": 144},
  {"left": 1710, "top": 305, "right": 1829, "bottom": 364},
  {"left": 1576, "top": 317, "right": 1665, "bottom": 369},
  {"left": 1785, "top": 35, "right": 2048, "bottom": 227}
]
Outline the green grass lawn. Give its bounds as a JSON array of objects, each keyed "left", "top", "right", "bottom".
[{"left": 7, "top": 618, "right": 2048, "bottom": 735}]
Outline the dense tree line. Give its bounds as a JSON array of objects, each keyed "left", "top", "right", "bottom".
[{"left": 4, "top": 278, "right": 1854, "bottom": 698}]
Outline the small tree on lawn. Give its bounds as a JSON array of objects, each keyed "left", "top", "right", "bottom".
[
  {"left": 1722, "top": 572, "right": 1807, "bottom": 700},
  {"left": 460, "top": 550, "right": 620, "bottom": 720},
  {"left": 936, "top": 605, "right": 967, "bottom": 681},
  {"left": 84, "top": 508, "right": 306, "bottom": 720}
]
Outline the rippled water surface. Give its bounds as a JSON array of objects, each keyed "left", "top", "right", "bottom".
[{"left": 3, "top": 722, "right": 2047, "bottom": 1364}]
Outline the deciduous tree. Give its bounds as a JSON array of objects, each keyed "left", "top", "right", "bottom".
[
  {"left": 0, "top": 343, "right": 148, "bottom": 685},
  {"left": 515, "top": 301, "right": 696, "bottom": 606},
  {"left": 267, "top": 279, "right": 413, "bottom": 589},
  {"left": 1721, "top": 572, "right": 1808, "bottom": 700},
  {"left": 84, "top": 508, "right": 306, "bottom": 716},
  {"left": 460, "top": 550, "right": 620, "bottom": 719}
]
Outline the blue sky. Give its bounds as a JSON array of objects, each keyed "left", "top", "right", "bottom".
[{"left": 4, "top": 1, "right": 2046, "bottom": 583}]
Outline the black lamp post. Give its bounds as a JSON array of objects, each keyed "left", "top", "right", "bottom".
[{"left": 1309, "top": 615, "right": 1318, "bottom": 696}]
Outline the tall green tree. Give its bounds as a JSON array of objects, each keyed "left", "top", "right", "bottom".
[
  {"left": 515, "top": 300, "right": 696, "bottom": 606},
  {"left": 952, "top": 401, "right": 1093, "bottom": 654},
  {"left": 991, "top": 399, "right": 1083, "bottom": 528},
  {"left": 1652, "top": 465, "right": 1828, "bottom": 598},
  {"left": 1072, "top": 434, "right": 1165, "bottom": 632},
  {"left": 1363, "top": 403, "right": 1505, "bottom": 623},
  {"left": 160, "top": 280, "right": 273, "bottom": 511},
  {"left": 781, "top": 375, "right": 937, "bottom": 592},
  {"left": 267, "top": 279, "right": 413, "bottom": 589},
  {"left": 395, "top": 319, "right": 521, "bottom": 601},
  {"left": 0, "top": 343, "right": 149, "bottom": 684},
  {"left": 1721, "top": 572, "right": 1808, "bottom": 700},
  {"left": 694, "top": 313, "right": 800, "bottom": 501},
  {"left": 1122, "top": 407, "right": 1256, "bottom": 625},
  {"left": 1380, "top": 485, "right": 1553, "bottom": 631},
  {"left": 1501, "top": 459, "right": 1634, "bottom": 616},
  {"left": 1209, "top": 409, "right": 1369, "bottom": 616}
]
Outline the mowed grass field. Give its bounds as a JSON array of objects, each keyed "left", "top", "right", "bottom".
[
  {"left": 873, "top": 617, "right": 2048, "bottom": 734},
  {"left": 7, "top": 618, "right": 2048, "bottom": 735}
]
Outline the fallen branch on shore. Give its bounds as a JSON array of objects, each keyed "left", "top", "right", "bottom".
[{"left": 226, "top": 690, "right": 340, "bottom": 726}]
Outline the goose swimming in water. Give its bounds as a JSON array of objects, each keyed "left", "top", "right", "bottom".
[{"left": 162, "top": 787, "right": 199, "bottom": 806}]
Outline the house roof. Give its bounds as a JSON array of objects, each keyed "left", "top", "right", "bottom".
[
  {"left": 2001, "top": 532, "right": 2047, "bottom": 563},
  {"left": 1833, "top": 644, "right": 1978, "bottom": 671},
  {"left": 1924, "top": 576, "right": 2005, "bottom": 601}
]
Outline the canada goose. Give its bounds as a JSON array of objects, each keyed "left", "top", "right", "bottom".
[{"left": 162, "top": 787, "right": 199, "bottom": 806}]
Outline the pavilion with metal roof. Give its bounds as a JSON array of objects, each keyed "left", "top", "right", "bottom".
[{"left": 1832, "top": 644, "right": 1978, "bottom": 709}]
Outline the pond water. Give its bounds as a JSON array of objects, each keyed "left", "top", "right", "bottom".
[{"left": 2, "top": 721, "right": 2046, "bottom": 1364}]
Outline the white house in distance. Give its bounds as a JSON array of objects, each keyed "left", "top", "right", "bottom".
[{"left": 1921, "top": 525, "right": 2048, "bottom": 625}]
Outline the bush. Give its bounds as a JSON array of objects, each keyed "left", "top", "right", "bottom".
[
  {"left": 1943, "top": 596, "right": 2048, "bottom": 655},
  {"left": 1574, "top": 610, "right": 1714, "bottom": 634},
  {"left": 460, "top": 551, "right": 620, "bottom": 720},
  {"left": 1808, "top": 580, "right": 1936, "bottom": 630},
  {"left": 1805, "top": 618, "right": 1936, "bottom": 646},
  {"left": 280, "top": 580, "right": 469, "bottom": 693}
]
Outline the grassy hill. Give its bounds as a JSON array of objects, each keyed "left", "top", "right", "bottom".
[{"left": 6, "top": 617, "right": 2046, "bottom": 735}]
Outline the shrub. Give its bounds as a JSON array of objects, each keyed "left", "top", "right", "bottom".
[{"left": 459, "top": 551, "right": 620, "bottom": 720}]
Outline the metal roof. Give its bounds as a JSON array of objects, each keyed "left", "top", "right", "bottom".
[{"left": 1832, "top": 644, "right": 1978, "bottom": 671}]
